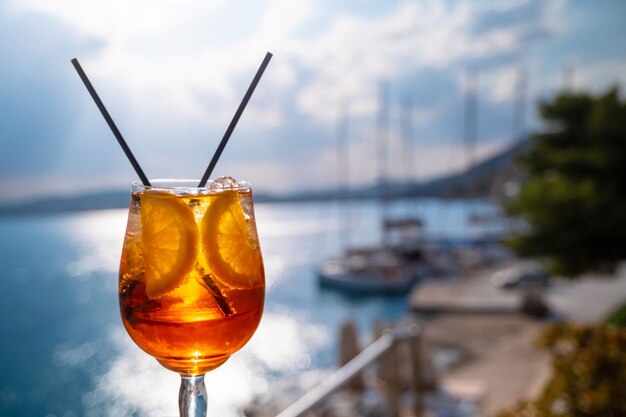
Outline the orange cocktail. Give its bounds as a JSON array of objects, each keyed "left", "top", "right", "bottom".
[{"left": 119, "top": 178, "right": 265, "bottom": 376}]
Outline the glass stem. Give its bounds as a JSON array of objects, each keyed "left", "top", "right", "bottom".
[{"left": 179, "top": 375, "right": 207, "bottom": 417}]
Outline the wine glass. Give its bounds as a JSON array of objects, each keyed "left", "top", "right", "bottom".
[{"left": 119, "top": 178, "right": 265, "bottom": 416}]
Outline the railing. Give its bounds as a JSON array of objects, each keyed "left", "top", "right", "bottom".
[{"left": 276, "top": 324, "right": 422, "bottom": 417}]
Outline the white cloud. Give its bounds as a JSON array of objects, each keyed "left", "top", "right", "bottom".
[
  {"left": 2, "top": 0, "right": 595, "bottom": 200},
  {"left": 12, "top": 0, "right": 556, "bottom": 126},
  {"left": 482, "top": 66, "right": 526, "bottom": 102},
  {"left": 14, "top": 0, "right": 221, "bottom": 37},
  {"left": 292, "top": 0, "right": 557, "bottom": 123},
  {"left": 11, "top": 0, "right": 295, "bottom": 127},
  {"left": 575, "top": 58, "right": 626, "bottom": 93}
]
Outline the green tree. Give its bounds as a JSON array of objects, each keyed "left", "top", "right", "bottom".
[
  {"left": 507, "top": 88, "right": 626, "bottom": 276},
  {"left": 495, "top": 323, "right": 626, "bottom": 417}
]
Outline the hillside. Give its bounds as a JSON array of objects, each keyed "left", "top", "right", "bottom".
[
  {"left": 279, "top": 138, "right": 528, "bottom": 201},
  {"left": 0, "top": 139, "right": 528, "bottom": 216}
]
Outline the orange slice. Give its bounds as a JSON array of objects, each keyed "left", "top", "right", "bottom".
[
  {"left": 140, "top": 192, "right": 198, "bottom": 298},
  {"left": 201, "top": 190, "right": 263, "bottom": 289}
]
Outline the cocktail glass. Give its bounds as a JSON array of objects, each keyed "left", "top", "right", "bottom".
[{"left": 119, "top": 178, "right": 265, "bottom": 416}]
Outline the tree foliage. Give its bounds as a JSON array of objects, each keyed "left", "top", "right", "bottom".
[
  {"left": 506, "top": 88, "right": 626, "bottom": 276},
  {"left": 604, "top": 301, "right": 626, "bottom": 327},
  {"left": 495, "top": 323, "right": 626, "bottom": 417}
]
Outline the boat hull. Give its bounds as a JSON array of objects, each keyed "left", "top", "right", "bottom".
[{"left": 316, "top": 255, "right": 420, "bottom": 295}]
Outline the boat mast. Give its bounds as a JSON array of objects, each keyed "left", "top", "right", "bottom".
[
  {"left": 400, "top": 93, "right": 415, "bottom": 216},
  {"left": 512, "top": 66, "right": 528, "bottom": 144},
  {"left": 337, "top": 105, "right": 350, "bottom": 251},
  {"left": 376, "top": 82, "right": 390, "bottom": 246},
  {"left": 561, "top": 60, "right": 575, "bottom": 93},
  {"left": 463, "top": 69, "right": 478, "bottom": 197}
]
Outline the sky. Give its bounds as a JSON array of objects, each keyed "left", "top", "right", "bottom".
[{"left": 0, "top": 0, "right": 625, "bottom": 202}]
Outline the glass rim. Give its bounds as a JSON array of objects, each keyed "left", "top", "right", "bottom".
[{"left": 131, "top": 178, "right": 251, "bottom": 193}]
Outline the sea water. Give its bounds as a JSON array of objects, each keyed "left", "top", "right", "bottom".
[{"left": 0, "top": 198, "right": 499, "bottom": 416}]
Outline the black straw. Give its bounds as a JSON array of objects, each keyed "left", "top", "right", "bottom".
[
  {"left": 198, "top": 52, "right": 273, "bottom": 187},
  {"left": 71, "top": 58, "right": 151, "bottom": 186}
]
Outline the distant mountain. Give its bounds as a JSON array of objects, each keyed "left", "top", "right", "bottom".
[
  {"left": 0, "top": 191, "right": 132, "bottom": 216},
  {"left": 268, "top": 138, "right": 529, "bottom": 202},
  {"left": 0, "top": 140, "right": 528, "bottom": 216},
  {"left": 410, "top": 138, "right": 529, "bottom": 199}
]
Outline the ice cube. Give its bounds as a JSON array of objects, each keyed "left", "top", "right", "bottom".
[{"left": 209, "top": 176, "right": 241, "bottom": 190}]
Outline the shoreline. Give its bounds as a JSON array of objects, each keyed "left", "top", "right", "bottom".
[{"left": 413, "top": 261, "right": 626, "bottom": 415}]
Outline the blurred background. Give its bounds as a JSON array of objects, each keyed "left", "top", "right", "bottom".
[{"left": 1, "top": 0, "right": 625, "bottom": 416}]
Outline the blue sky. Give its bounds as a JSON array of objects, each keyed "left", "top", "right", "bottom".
[{"left": 0, "top": 0, "right": 625, "bottom": 202}]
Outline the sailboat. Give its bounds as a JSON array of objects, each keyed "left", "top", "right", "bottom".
[
  {"left": 317, "top": 247, "right": 420, "bottom": 295},
  {"left": 316, "top": 86, "right": 422, "bottom": 295}
]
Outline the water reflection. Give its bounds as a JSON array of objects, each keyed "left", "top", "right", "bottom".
[
  {"left": 53, "top": 207, "right": 334, "bottom": 416},
  {"left": 0, "top": 199, "right": 496, "bottom": 415},
  {"left": 85, "top": 312, "right": 328, "bottom": 416},
  {"left": 65, "top": 209, "right": 128, "bottom": 279}
]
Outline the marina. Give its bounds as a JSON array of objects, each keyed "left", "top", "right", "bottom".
[{"left": 0, "top": 197, "right": 506, "bottom": 416}]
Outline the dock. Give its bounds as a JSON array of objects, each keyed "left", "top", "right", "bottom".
[{"left": 409, "top": 267, "right": 522, "bottom": 316}]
